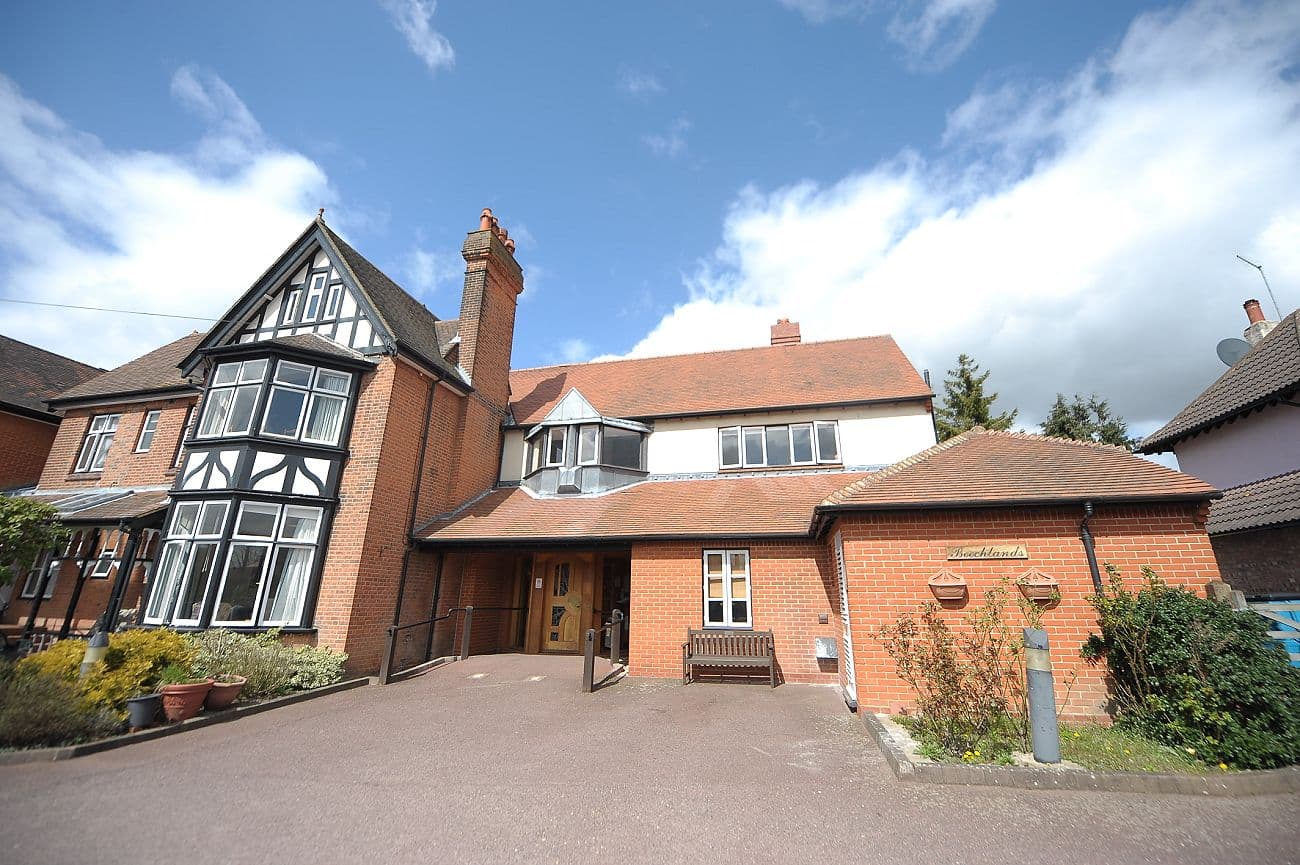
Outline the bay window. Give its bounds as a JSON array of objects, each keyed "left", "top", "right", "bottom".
[
  {"left": 198, "top": 359, "right": 266, "bottom": 438},
  {"left": 143, "top": 500, "right": 229, "bottom": 626},
  {"left": 75, "top": 413, "right": 121, "bottom": 472},
  {"left": 211, "top": 501, "right": 321, "bottom": 627},
  {"left": 703, "top": 549, "right": 751, "bottom": 628},
  {"left": 719, "top": 420, "right": 840, "bottom": 468},
  {"left": 261, "top": 361, "right": 351, "bottom": 446}
]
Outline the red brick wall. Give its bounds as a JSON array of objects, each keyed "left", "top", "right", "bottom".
[
  {"left": 1210, "top": 524, "right": 1300, "bottom": 597},
  {"left": 0, "top": 411, "right": 58, "bottom": 490},
  {"left": 832, "top": 503, "right": 1220, "bottom": 719},
  {"left": 36, "top": 397, "right": 197, "bottom": 489},
  {"left": 628, "top": 538, "right": 842, "bottom": 685}
]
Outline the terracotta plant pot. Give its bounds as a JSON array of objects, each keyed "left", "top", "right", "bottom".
[
  {"left": 160, "top": 680, "right": 214, "bottom": 722},
  {"left": 1016, "top": 569, "right": 1059, "bottom": 601},
  {"left": 126, "top": 693, "right": 162, "bottom": 730},
  {"left": 204, "top": 674, "right": 248, "bottom": 711},
  {"left": 927, "top": 570, "right": 967, "bottom": 601}
]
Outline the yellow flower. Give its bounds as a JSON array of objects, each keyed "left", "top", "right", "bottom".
[
  {"left": 1124, "top": 749, "right": 1131, "bottom": 755},
  {"left": 1185, "top": 747, "right": 1196, "bottom": 755},
  {"left": 1219, "top": 762, "right": 1229, "bottom": 771},
  {"left": 1073, "top": 731, "right": 1081, "bottom": 739},
  {"left": 974, "top": 750, "right": 981, "bottom": 756}
]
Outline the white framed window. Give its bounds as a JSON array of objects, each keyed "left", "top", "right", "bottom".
[
  {"left": 20, "top": 554, "right": 59, "bottom": 600},
  {"left": 280, "top": 289, "right": 302, "bottom": 326},
  {"left": 577, "top": 425, "right": 599, "bottom": 465},
  {"left": 210, "top": 501, "right": 322, "bottom": 627},
  {"left": 702, "top": 549, "right": 752, "bottom": 628},
  {"left": 602, "top": 427, "right": 642, "bottom": 470},
  {"left": 74, "top": 413, "right": 121, "bottom": 472},
  {"left": 143, "top": 500, "right": 230, "bottom": 626},
  {"left": 718, "top": 421, "right": 840, "bottom": 469},
  {"left": 198, "top": 360, "right": 267, "bottom": 439},
  {"left": 302, "top": 272, "right": 327, "bottom": 322},
  {"left": 545, "top": 427, "right": 567, "bottom": 467},
  {"left": 524, "top": 434, "right": 543, "bottom": 476},
  {"left": 135, "top": 410, "right": 162, "bottom": 452},
  {"left": 325, "top": 283, "right": 342, "bottom": 318},
  {"left": 260, "top": 361, "right": 351, "bottom": 446},
  {"left": 90, "top": 532, "right": 122, "bottom": 579}
]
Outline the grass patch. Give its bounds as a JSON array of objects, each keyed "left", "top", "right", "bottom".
[{"left": 1060, "top": 724, "right": 1219, "bottom": 774}]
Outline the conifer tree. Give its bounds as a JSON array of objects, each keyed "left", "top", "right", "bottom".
[
  {"left": 1040, "top": 393, "right": 1136, "bottom": 449},
  {"left": 934, "top": 354, "right": 1018, "bottom": 440}
]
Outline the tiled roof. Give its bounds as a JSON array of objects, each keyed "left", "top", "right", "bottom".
[
  {"left": 209, "top": 332, "right": 371, "bottom": 363},
  {"left": 22, "top": 489, "right": 170, "bottom": 523},
  {"left": 1206, "top": 470, "right": 1300, "bottom": 535},
  {"left": 1140, "top": 310, "right": 1300, "bottom": 452},
  {"left": 821, "top": 428, "right": 1217, "bottom": 510},
  {"left": 50, "top": 333, "right": 204, "bottom": 406},
  {"left": 419, "top": 471, "right": 872, "bottom": 543},
  {"left": 320, "top": 223, "right": 465, "bottom": 382},
  {"left": 508, "top": 336, "right": 930, "bottom": 425},
  {"left": 0, "top": 335, "right": 101, "bottom": 418}
]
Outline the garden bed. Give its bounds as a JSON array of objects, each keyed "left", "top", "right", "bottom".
[{"left": 0, "top": 676, "right": 369, "bottom": 765}]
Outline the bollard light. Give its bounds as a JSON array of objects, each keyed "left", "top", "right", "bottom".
[{"left": 80, "top": 630, "right": 109, "bottom": 678}]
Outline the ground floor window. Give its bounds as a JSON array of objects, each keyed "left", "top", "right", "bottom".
[
  {"left": 702, "top": 549, "right": 751, "bottom": 628},
  {"left": 143, "top": 498, "right": 324, "bottom": 629}
]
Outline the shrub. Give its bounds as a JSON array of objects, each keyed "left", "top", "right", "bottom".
[
  {"left": 1083, "top": 566, "right": 1300, "bottom": 770},
  {"left": 0, "top": 673, "right": 119, "bottom": 748},
  {"left": 17, "top": 629, "right": 196, "bottom": 718},
  {"left": 188, "top": 630, "right": 345, "bottom": 699},
  {"left": 286, "top": 644, "right": 347, "bottom": 691}
]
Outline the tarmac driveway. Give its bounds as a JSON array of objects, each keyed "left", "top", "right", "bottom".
[{"left": 1, "top": 653, "right": 1296, "bottom": 865}]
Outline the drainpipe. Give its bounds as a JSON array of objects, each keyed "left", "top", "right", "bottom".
[
  {"left": 388, "top": 374, "right": 437, "bottom": 633},
  {"left": 422, "top": 550, "right": 446, "bottom": 661},
  {"left": 1079, "top": 500, "right": 1103, "bottom": 594}
]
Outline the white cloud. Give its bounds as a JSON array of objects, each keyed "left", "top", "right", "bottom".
[
  {"left": 777, "top": 0, "right": 871, "bottom": 24},
  {"left": 618, "top": 0, "right": 1300, "bottom": 438},
  {"left": 402, "top": 247, "right": 462, "bottom": 298},
  {"left": 643, "top": 118, "right": 691, "bottom": 158},
  {"left": 381, "top": 0, "right": 455, "bottom": 75},
  {"left": 887, "top": 0, "right": 997, "bottom": 70},
  {"left": 0, "top": 69, "right": 332, "bottom": 369},
  {"left": 555, "top": 338, "right": 592, "bottom": 365},
  {"left": 618, "top": 68, "right": 665, "bottom": 97}
]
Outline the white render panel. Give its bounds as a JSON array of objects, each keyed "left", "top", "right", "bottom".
[
  {"left": 645, "top": 402, "right": 935, "bottom": 474},
  {"left": 499, "top": 429, "right": 525, "bottom": 482},
  {"left": 339, "top": 290, "right": 357, "bottom": 318},
  {"left": 354, "top": 318, "right": 372, "bottom": 349},
  {"left": 253, "top": 468, "right": 287, "bottom": 492},
  {"left": 181, "top": 453, "right": 206, "bottom": 490},
  {"left": 251, "top": 452, "right": 280, "bottom": 475},
  {"left": 1171, "top": 404, "right": 1300, "bottom": 489},
  {"left": 314, "top": 252, "right": 330, "bottom": 268},
  {"left": 301, "top": 457, "right": 330, "bottom": 494}
]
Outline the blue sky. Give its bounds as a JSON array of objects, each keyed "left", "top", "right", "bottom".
[{"left": 2, "top": 0, "right": 1298, "bottom": 440}]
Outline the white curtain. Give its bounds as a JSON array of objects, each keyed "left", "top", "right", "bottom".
[
  {"left": 305, "top": 394, "right": 345, "bottom": 443},
  {"left": 263, "top": 547, "right": 312, "bottom": 624}
]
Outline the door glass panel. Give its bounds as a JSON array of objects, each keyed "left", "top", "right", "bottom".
[{"left": 554, "top": 563, "right": 570, "bottom": 596}]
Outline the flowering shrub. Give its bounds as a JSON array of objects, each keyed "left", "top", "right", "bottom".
[{"left": 189, "top": 629, "right": 346, "bottom": 700}]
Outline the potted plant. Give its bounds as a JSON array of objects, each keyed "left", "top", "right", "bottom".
[
  {"left": 204, "top": 673, "right": 248, "bottom": 711},
  {"left": 125, "top": 692, "right": 162, "bottom": 731},
  {"left": 1016, "top": 569, "right": 1059, "bottom": 602},
  {"left": 927, "top": 570, "right": 967, "bottom": 601},
  {"left": 157, "top": 664, "right": 213, "bottom": 722}
]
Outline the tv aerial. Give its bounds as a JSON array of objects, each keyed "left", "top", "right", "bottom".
[
  {"left": 1216, "top": 337, "right": 1250, "bottom": 367},
  {"left": 1235, "top": 255, "right": 1282, "bottom": 319}
]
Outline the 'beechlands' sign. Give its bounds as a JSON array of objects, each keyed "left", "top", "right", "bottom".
[{"left": 946, "top": 544, "right": 1029, "bottom": 561}]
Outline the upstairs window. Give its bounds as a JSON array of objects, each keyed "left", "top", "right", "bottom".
[
  {"left": 545, "top": 427, "right": 567, "bottom": 466},
  {"left": 261, "top": 361, "right": 352, "bottom": 446},
  {"left": 198, "top": 359, "right": 267, "bottom": 438},
  {"left": 524, "top": 424, "right": 646, "bottom": 475},
  {"left": 302, "top": 272, "right": 328, "bottom": 322},
  {"left": 703, "top": 549, "right": 752, "bottom": 628},
  {"left": 719, "top": 421, "right": 840, "bottom": 469},
  {"left": 602, "top": 427, "right": 642, "bottom": 470},
  {"left": 75, "top": 413, "right": 121, "bottom": 472},
  {"left": 135, "top": 410, "right": 162, "bottom": 452}
]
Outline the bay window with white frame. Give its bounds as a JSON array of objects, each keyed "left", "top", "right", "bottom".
[
  {"left": 260, "top": 360, "right": 351, "bottom": 446},
  {"left": 211, "top": 501, "right": 322, "bottom": 627},
  {"left": 197, "top": 359, "right": 267, "bottom": 439},
  {"left": 718, "top": 420, "right": 840, "bottom": 469},
  {"left": 703, "top": 549, "right": 752, "bottom": 628},
  {"left": 143, "top": 500, "right": 230, "bottom": 626}
]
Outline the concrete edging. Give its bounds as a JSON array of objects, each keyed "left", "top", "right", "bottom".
[
  {"left": 860, "top": 711, "right": 1300, "bottom": 797},
  {"left": 0, "top": 677, "right": 370, "bottom": 766}
]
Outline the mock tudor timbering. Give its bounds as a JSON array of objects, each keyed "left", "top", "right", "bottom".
[{"left": 5, "top": 210, "right": 1226, "bottom": 722}]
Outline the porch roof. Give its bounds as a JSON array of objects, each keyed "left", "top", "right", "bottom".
[
  {"left": 418, "top": 471, "right": 872, "bottom": 544},
  {"left": 24, "top": 489, "right": 171, "bottom": 524}
]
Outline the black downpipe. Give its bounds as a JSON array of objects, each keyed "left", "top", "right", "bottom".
[
  {"left": 422, "top": 550, "right": 446, "bottom": 662},
  {"left": 389, "top": 375, "right": 437, "bottom": 632},
  {"left": 1079, "top": 500, "right": 1104, "bottom": 594},
  {"left": 104, "top": 525, "right": 142, "bottom": 631}
]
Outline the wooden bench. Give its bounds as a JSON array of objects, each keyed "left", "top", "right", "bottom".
[{"left": 682, "top": 629, "right": 776, "bottom": 687}]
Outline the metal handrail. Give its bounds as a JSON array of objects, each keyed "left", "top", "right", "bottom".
[
  {"left": 582, "top": 609, "right": 625, "bottom": 693},
  {"left": 379, "top": 605, "right": 524, "bottom": 684}
]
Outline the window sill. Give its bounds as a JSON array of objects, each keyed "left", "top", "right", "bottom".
[
  {"left": 136, "top": 623, "right": 318, "bottom": 635},
  {"left": 701, "top": 624, "right": 754, "bottom": 630}
]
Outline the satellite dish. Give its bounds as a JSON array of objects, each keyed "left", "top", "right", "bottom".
[{"left": 1216, "top": 337, "right": 1250, "bottom": 367}]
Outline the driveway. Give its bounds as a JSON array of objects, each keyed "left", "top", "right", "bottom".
[{"left": 1, "top": 654, "right": 1296, "bottom": 865}]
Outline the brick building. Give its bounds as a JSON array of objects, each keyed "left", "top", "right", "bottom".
[{"left": 7, "top": 209, "right": 1224, "bottom": 718}]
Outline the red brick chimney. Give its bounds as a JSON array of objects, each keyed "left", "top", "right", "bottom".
[
  {"left": 770, "top": 318, "right": 801, "bottom": 346},
  {"left": 1242, "top": 298, "right": 1277, "bottom": 346},
  {"left": 458, "top": 208, "right": 523, "bottom": 407}
]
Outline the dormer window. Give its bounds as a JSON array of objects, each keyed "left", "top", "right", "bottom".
[
  {"left": 719, "top": 420, "right": 840, "bottom": 469},
  {"left": 523, "top": 422, "right": 647, "bottom": 479},
  {"left": 545, "top": 427, "right": 567, "bottom": 466}
]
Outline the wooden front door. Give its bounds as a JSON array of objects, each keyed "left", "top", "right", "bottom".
[{"left": 541, "top": 557, "right": 583, "bottom": 652}]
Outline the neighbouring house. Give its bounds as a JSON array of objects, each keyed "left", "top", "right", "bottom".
[
  {"left": 7, "top": 208, "right": 1224, "bottom": 719},
  {"left": 0, "top": 335, "right": 101, "bottom": 491},
  {"left": 1139, "top": 299, "right": 1300, "bottom": 597}
]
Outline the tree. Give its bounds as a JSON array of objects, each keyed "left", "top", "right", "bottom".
[
  {"left": 1040, "top": 393, "right": 1137, "bottom": 449},
  {"left": 935, "top": 354, "right": 1018, "bottom": 440},
  {"left": 0, "top": 496, "right": 69, "bottom": 588}
]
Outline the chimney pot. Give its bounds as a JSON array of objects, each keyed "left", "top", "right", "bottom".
[
  {"left": 479, "top": 208, "right": 493, "bottom": 231},
  {"left": 505, "top": 238, "right": 516, "bottom": 253},
  {"left": 770, "top": 318, "right": 802, "bottom": 346},
  {"left": 1243, "top": 298, "right": 1265, "bottom": 324}
]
